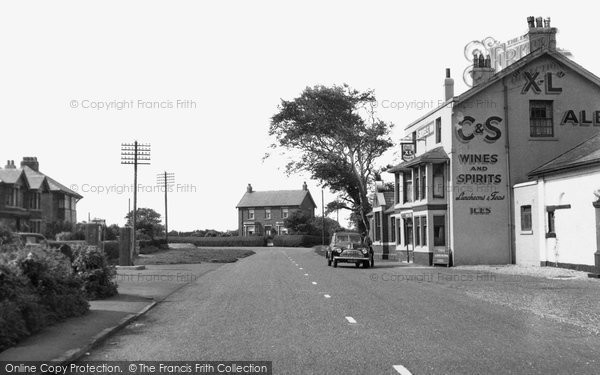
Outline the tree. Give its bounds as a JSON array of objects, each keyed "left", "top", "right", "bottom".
[
  {"left": 283, "top": 211, "right": 315, "bottom": 234},
  {"left": 105, "top": 224, "right": 120, "bottom": 241},
  {"left": 268, "top": 84, "right": 394, "bottom": 232},
  {"left": 310, "top": 216, "right": 342, "bottom": 238},
  {"left": 125, "top": 208, "right": 163, "bottom": 239}
]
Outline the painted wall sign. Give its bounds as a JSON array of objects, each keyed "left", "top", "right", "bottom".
[
  {"left": 401, "top": 143, "right": 415, "bottom": 161},
  {"left": 560, "top": 110, "right": 600, "bottom": 126},
  {"left": 521, "top": 71, "right": 564, "bottom": 94},
  {"left": 470, "top": 207, "right": 492, "bottom": 215},
  {"left": 416, "top": 123, "right": 433, "bottom": 139},
  {"left": 455, "top": 116, "right": 502, "bottom": 143},
  {"left": 455, "top": 153, "right": 505, "bottom": 201}
]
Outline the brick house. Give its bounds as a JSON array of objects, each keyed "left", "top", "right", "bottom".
[
  {"left": 236, "top": 183, "right": 317, "bottom": 236},
  {"left": 0, "top": 157, "right": 82, "bottom": 235},
  {"left": 367, "top": 181, "right": 396, "bottom": 260}
]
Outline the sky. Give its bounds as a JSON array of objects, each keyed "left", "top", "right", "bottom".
[{"left": 1, "top": 1, "right": 598, "bottom": 231}]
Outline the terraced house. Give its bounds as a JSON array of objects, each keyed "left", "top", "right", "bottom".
[
  {"left": 0, "top": 157, "right": 82, "bottom": 235},
  {"left": 236, "top": 183, "right": 316, "bottom": 236}
]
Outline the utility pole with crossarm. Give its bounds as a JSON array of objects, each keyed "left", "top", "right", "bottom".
[
  {"left": 157, "top": 171, "right": 175, "bottom": 244},
  {"left": 121, "top": 141, "right": 151, "bottom": 259}
]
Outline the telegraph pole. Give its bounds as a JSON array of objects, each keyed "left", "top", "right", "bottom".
[
  {"left": 157, "top": 171, "right": 175, "bottom": 243},
  {"left": 321, "top": 189, "right": 325, "bottom": 246},
  {"left": 121, "top": 141, "right": 151, "bottom": 259}
]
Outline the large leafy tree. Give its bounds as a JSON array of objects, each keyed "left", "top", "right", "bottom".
[
  {"left": 268, "top": 84, "right": 394, "bottom": 232},
  {"left": 125, "top": 208, "right": 164, "bottom": 239}
]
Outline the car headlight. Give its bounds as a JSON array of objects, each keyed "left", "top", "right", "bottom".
[
  {"left": 333, "top": 247, "right": 341, "bottom": 253},
  {"left": 361, "top": 248, "right": 368, "bottom": 255}
]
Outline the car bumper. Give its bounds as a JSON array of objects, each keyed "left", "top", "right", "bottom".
[{"left": 333, "top": 256, "right": 369, "bottom": 262}]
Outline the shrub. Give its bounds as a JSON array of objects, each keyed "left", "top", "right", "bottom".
[
  {"left": 72, "top": 246, "right": 118, "bottom": 300},
  {"left": 101, "top": 241, "right": 120, "bottom": 260},
  {"left": 16, "top": 248, "right": 89, "bottom": 321},
  {"left": 169, "top": 236, "right": 266, "bottom": 247},
  {"left": 0, "top": 263, "right": 48, "bottom": 351},
  {"left": 272, "top": 235, "right": 328, "bottom": 248}
]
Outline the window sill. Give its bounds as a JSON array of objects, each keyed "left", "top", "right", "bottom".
[
  {"left": 529, "top": 137, "right": 558, "bottom": 142},
  {"left": 520, "top": 230, "right": 533, "bottom": 235}
]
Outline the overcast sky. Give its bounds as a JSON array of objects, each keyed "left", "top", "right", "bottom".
[{"left": 1, "top": 1, "right": 598, "bottom": 231}]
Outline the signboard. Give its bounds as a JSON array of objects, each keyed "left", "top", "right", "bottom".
[
  {"left": 401, "top": 143, "right": 415, "bottom": 162},
  {"left": 433, "top": 248, "right": 450, "bottom": 266},
  {"left": 416, "top": 123, "right": 433, "bottom": 139}
]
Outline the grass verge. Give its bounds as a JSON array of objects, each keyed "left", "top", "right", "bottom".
[{"left": 134, "top": 246, "right": 255, "bottom": 265}]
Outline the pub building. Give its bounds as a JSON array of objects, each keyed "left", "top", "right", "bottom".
[{"left": 377, "top": 17, "right": 600, "bottom": 266}]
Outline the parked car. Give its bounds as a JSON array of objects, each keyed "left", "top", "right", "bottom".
[
  {"left": 326, "top": 231, "right": 374, "bottom": 268},
  {"left": 16, "top": 232, "right": 49, "bottom": 249}
]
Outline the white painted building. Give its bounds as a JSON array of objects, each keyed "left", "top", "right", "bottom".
[{"left": 514, "top": 134, "right": 600, "bottom": 271}]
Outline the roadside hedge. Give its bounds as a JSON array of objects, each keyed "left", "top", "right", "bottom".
[
  {"left": 169, "top": 236, "right": 267, "bottom": 247},
  {"left": 272, "top": 235, "right": 328, "bottom": 248}
]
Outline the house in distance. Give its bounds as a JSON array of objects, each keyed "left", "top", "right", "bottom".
[{"left": 236, "top": 183, "right": 317, "bottom": 236}]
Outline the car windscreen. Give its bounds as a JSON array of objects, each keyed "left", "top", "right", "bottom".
[{"left": 335, "top": 234, "right": 362, "bottom": 244}]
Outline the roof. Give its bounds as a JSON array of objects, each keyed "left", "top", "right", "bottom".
[
  {"left": 0, "top": 165, "right": 82, "bottom": 199},
  {"left": 236, "top": 189, "right": 316, "bottom": 208},
  {"left": 528, "top": 133, "right": 600, "bottom": 177},
  {"left": 0, "top": 169, "right": 25, "bottom": 184},
  {"left": 405, "top": 49, "right": 600, "bottom": 131},
  {"left": 387, "top": 147, "right": 449, "bottom": 173}
]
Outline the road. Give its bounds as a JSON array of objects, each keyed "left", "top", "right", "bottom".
[{"left": 85, "top": 247, "right": 600, "bottom": 374}]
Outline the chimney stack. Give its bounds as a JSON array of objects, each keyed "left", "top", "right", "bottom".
[
  {"left": 20, "top": 157, "right": 39, "bottom": 172},
  {"left": 527, "top": 16, "right": 557, "bottom": 52},
  {"left": 4, "top": 160, "right": 16, "bottom": 169},
  {"left": 247, "top": 183, "right": 253, "bottom": 193},
  {"left": 302, "top": 181, "right": 308, "bottom": 191},
  {"left": 471, "top": 53, "right": 495, "bottom": 86},
  {"left": 444, "top": 68, "right": 454, "bottom": 101}
]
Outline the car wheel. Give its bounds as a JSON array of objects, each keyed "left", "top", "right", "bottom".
[
  {"left": 333, "top": 260, "right": 338, "bottom": 268},
  {"left": 355, "top": 262, "right": 360, "bottom": 268},
  {"left": 370, "top": 255, "right": 375, "bottom": 268},
  {"left": 363, "top": 260, "right": 370, "bottom": 268},
  {"left": 327, "top": 257, "right": 332, "bottom": 266}
]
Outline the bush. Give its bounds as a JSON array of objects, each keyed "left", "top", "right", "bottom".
[
  {"left": 0, "top": 263, "right": 48, "bottom": 351},
  {"left": 169, "top": 236, "right": 266, "bottom": 247},
  {"left": 272, "top": 235, "right": 328, "bottom": 248},
  {"left": 73, "top": 246, "right": 118, "bottom": 300},
  {"left": 101, "top": 241, "right": 120, "bottom": 260},
  {"left": 16, "top": 248, "right": 89, "bottom": 321}
]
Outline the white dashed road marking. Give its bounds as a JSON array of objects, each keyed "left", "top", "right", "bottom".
[
  {"left": 299, "top": 267, "right": 303, "bottom": 270},
  {"left": 345, "top": 317, "right": 357, "bottom": 324},
  {"left": 304, "top": 273, "right": 309, "bottom": 276},
  {"left": 312, "top": 281, "right": 317, "bottom": 285},
  {"left": 392, "top": 365, "right": 413, "bottom": 375},
  {"left": 324, "top": 294, "right": 331, "bottom": 298}
]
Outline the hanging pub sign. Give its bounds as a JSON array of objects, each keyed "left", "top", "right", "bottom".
[{"left": 401, "top": 143, "right": 416, "bottom": 161}]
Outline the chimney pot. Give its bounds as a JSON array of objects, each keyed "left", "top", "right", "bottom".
[
  {"left": 247, "top": 183, "right": 253, "bottom": 193},
  {"left": 444, "top": 68, "right": 454, "bottom": 101},
  {"left": 535, "top": 17, "right": 543, "bottom": 28},
  {"left": 302, "top": 181, "right": 308, "bottom": 191},
  {"left": 527, "top": 16, "right": 535, "bottom": 28},
  {"left": 20, "top": 156, "right": 39, "bottom": 172}
]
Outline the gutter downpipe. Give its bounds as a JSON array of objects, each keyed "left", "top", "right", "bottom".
[{"left": 503, "top": 77, "right": 515, "bottom": 264}]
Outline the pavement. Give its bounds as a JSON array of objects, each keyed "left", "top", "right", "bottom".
[
  {"left": 80, "top": 246, "right": 600, "bottom": 375},
  {"left": 0, "top": 261, "right": 222, "bottom": 363}
]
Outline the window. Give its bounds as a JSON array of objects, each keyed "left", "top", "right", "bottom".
[
  {"left": 264, "top": 225, "right": 272, "bottom": 235},
  {"left": 413, "top": 168, "right": 419, "bottom": 201},
  {"left": 435, "top": 117, "right": 442, "bottom": 143},
  {"left": 58, "top": 196, "right": 65, "bottom": 209},
  {"left": 246, "top": 225, "right": 255, "bottom": 236},
  {"left": 433, "top": 215, "right": 446, "bottom": 246},
  {"left": 374, "top": 212, "right": 381, "bottom": 241},
  {"left": 419, "top": 165, "right": 426, "bottom": 200},
  {"left": 547, "top": 211, "right": 556, "bottom": 237},
  {"left": 433, "top": 164, "right": 445, "bottom": 198},
  {"left": 248, "top": 209, "right": 255, "bottom": 220},
  {"left": 282, "top": 208, "right": 289, "bottom": 218},
  {"left": 396, "top": 218, "right": 401, "bottom": 245},
  {"left": 390, "top": 217, "right": 396, "bottom": 243},
  {"left": 412, "top": 131, "right": 417, "bottom": 154},
  {"left": 395, "top": 173, "right": 401, "bottom": 204},
  {"left": 403, "top": 172, "right": 413, "bottom": 203},
  {"left": 530, "top": 100, "right": 554, "bottom": 137},
  {"left": 415, "top": 217, "right": 421, "bottom": 246},
  {"left": 520, "top": 205, "right": 532, "bottom": 232},
  {"left": 29, "top": 192, "right": 41, "bottom": 210},
  {"left": 265, "top": 209, "right": 271, "bottom": 219},
  {"left": 422, "top": 217, "right": 427, "bottom": 246},
  {"left": 30, "top": 220, "right": 42, "bottom": 234},
  {"left": 404, "top": 218, "right": 413, "bottom": 245}
]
